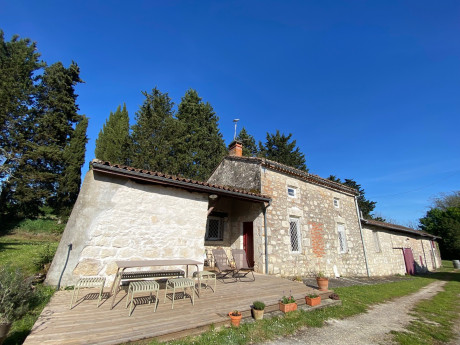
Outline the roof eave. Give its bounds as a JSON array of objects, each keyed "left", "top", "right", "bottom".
[
  {"left": 91, "top": 162, "right": 271, "bottom": 203},
  {"left": 361, "top": 219, "right": 441, "bottom": 239}
]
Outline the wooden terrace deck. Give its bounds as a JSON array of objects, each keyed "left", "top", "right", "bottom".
[{"left": 24, "top": 274, "right": 332, "bottom": 345}]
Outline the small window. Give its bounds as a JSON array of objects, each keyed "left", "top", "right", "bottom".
[
  {"left": 205, "top": 216, "right": 223, "bottom": 241},
  {"left": 287, "top": 187, "right": 296, "bottom": 197},
  {"left": 337, "top": 224, "right": 348, "bottom": 253},
  {"left": 373, "top": 231, "right": 381, "bottom": 253},
  {"left": 333, "top": 198, "right": 340, "bottom": 208},
  {"left": 289, "top": 218, "right": 301, "bottom": 253}
]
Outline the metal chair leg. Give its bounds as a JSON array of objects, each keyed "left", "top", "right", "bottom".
[
  {"left": 126, "top": 287, "right": 131, "bottom": 308},
  {"left": 128, "top": 290, "right": 135, "bottom": 316},
  {"left": 154, "top": 290, "right": 158, "bottom": 312},
  {"left": 70, "top": 286, "right": 80, "bottom": 309},
  {"left": 97, "top": 285, "right": 104, "bottom": 307},
  {"left": 191, "top": 286, "right": 195, "bottom": 305},
  {"left": 70, "top": 287, "right": 78, "bottom": 309}
]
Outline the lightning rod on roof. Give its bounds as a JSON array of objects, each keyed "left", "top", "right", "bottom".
[{"left": 233, "top": 119, "right": 240, "bottom": 141}]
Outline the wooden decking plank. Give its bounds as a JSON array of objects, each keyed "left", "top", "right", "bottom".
[{"left": 24, "top": 274, "right": 327, "bottom": 345}]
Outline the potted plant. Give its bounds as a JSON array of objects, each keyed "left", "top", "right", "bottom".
[
  {"left": 305, "top": 293, "right": 321, "bottom": 306},
  {"left": 279, "top": 294, "right": 297, "bottom": 313},
  {"left": 228, "top": 310, "right": 242, "bottom": 327},
  {"left": 252, "top": 301, "right": 266, "bottom": 320},
  {"left": 316, "top": 271, "right": 329, "bottom": 291},
  {"left": 0, "top": 266, "right": 35, "bottom": 345}
]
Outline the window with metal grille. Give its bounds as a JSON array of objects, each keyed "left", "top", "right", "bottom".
[
  {"left": 337, "top": 224, "right": 348, "bottom": 253},
  {"left": 205, "top": 217, "right": 223, "bottom": 241},
  {"left": 289, "top": 218, "right": 301, "bottom": 253},
  {"left": 373, "top": 230, "right": 381, "bottom": 252}
]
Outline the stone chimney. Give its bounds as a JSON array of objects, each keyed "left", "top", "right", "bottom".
[{"left": 228, "top": 140, "right": 243, "bottom": 157}]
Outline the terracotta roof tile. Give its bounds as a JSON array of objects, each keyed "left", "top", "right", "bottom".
[
  {"left": 361, "top": 218, "right": 439, "bottom": 239},
  {"left": 221, "top": 156, "right": 359, "bottom": 196},
  {"left": 90, "top": 159, "right": 270, "bottom": 202}
]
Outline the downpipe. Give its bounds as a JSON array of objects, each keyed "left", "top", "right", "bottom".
[
  {"left": 57, "top": 243, "right": 72, "bottom": 290},
  {"left": 355, "top": 197, "right": 370, "bottom": 277},
  {"left": 263, "top": 200, "right": 272, "bottom": 275}
]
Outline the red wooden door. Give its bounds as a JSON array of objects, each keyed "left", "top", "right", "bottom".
[
  {"left": 403, "top": 248, "right": 415, "bottom": 275},
  {"left": 243, "top": 222, "right": 254, "bottom": 267}
]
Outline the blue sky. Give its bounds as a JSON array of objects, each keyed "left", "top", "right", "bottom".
[{"left": 1, "top": 1, "right": 459, "bottom": 226}]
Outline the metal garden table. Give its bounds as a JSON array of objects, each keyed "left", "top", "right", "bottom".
[{"left": 110, "top": 259, "right": 202, "bottom": 309}]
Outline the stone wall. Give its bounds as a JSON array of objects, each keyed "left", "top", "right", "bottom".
[
  {"left": 363, "top": 225, "right": 442, "bottom": 275},
  {"left": 208, "top": 157, "right": 261, "bottom": 192},
  {"left": 260, "top": 167, "right": 367, "bottom": 277},
  {"left": 46, "top": 170, "right": 208, "bottom": 287}
]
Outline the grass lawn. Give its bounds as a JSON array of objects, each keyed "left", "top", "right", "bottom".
[
  {"left": 0, "top": 235, "right": 59, "bottom": 275},
  {"left": 1, "top": 218, "right": 61, "bottom": 345},
  {"left": 391, "top": 269, "right": 460, "bottom": 345}
]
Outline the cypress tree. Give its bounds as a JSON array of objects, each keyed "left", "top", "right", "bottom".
[
  {"left": 327, "top": 175, "right": 377, "bottom": 219},
  {"left": 236, "top": 127, "right": 258, "bottom": 157},
  {"left": 56, "top": 116, "right": 88, "bottom": 217},
  {"left": 176, "top": 89, "right": 226, "bottom": 180},
  {"left": 0, "top": 32, "right": 87, "bottom": 219},
  {"left": 131, "top": 88, "right": 176, "bottom": 173},
  {"left": 11, "top": 61, "right": 86, "bottom": 217},
  {"left": 95, "top": 103, "right": 131, "bottom": 165},
  {"left": 258, "top": 130, "right": 308, "bottom": 171},
  {"left": 0, "top": 31, "right": 43, "bottom": 216}
]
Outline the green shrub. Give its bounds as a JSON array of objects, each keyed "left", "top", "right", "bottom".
[
  {"left": 33, "top": 244, "right": 57, "bottom": 272},
  {"left": 15, "top": 218, "right": 65, "bottom": 234},
  {"left": 0, "top": 266, "right": 35, "bottom": 323},
  {"left": 253, "top": 301, "right": 265, "bottom": 310}
]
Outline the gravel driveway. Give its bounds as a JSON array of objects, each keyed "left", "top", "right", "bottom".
[{"left": 264, "top": 280, "right": 446, "bottom": 345}]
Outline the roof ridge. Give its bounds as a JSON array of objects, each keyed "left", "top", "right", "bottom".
[{"left": 223, "top": 156, "right": 358, "bottom": 195}]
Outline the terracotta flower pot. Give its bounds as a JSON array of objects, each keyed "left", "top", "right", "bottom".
[
  {"left": 316, "top": 277, "right": 329, "bottom": 291},
  {"left": 252, "top": 308, "right": 264, "bottom": 320},
  {"left": 305, "top": 296, "right": 321, "bottom": 307},
  {"left": 279, "top": 302, "right": 297, "bottom": 313},
  {"left": 228, "top": 312, "right": 242, "bottom": 327},
  {"left": 0, "top": 322, "right": 12, "bottom": 345}
]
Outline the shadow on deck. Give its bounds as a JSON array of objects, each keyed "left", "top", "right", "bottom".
[{"left": 24, "top": 274, "right": 334, "bottom": 345}]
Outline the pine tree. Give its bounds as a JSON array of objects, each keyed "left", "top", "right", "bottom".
[
  {"left": 258, "top": 130, "right": 308, "bottom": 171},
  {"left": 56, "top": 116, "right": 88, "bottom": 217},
  {"left": 0, "top": 33, "right": 87, "bottom": 219},
  {"left": 236, "top": 127, "right": 258, "bottom": 157},
  {"left": 11, "top": 62, "right": 86, "bottom": 217},
  {"left": 0, "top": 31, "right": 43, "bottom": 216},
  {"left": 327, "top": 175, "right": 377, "bottom": 219},
  {"left": 176, "top": 89, "right": 226, "bottom": 180},
  {"left": 95, "top": 104, "right": 131, "bottom": 165},
  {"left": 131, "top": 88, "right": 177, "bottom": 173}
]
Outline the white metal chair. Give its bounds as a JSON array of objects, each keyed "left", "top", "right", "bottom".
[
  {"left": 164, "top": 277, "right": 195, "bottom": 309},
  {"left": 193, "top": 271, "right": 216, "bottom": 293},
  {"left": 70, "top": 276, "right": 106, "bottom": 309},
  {"left": 126, "top": 280, "right": 160, "bottom": 316}
]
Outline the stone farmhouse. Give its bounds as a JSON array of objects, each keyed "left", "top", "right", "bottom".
[{"left": 46, "top": 141, "right": 442, "bottom": 287}]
